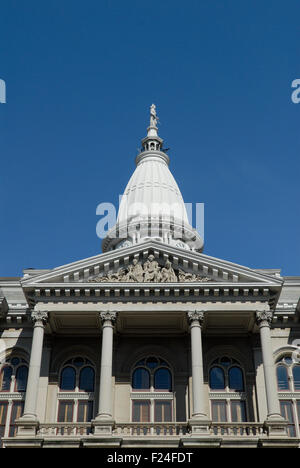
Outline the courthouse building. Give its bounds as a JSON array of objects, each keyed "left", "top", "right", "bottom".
[{"left": 0, "top": 106, "right": 300, "bottom": 448}]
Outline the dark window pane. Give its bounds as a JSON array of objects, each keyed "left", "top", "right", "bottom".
[
  {"left": 73, "top": 357, "right": 85, "bottom": 368},
  {"left": 15, "top": 366, "right": 28, "bottom": 392},
  {"left": 209, "top": 367, "right": 225, "bottom": 390},
  {"left": 77, "top": 401, "right": 93, "bottom": 422},
  {"left": 211, "top": 401, "right": 227, "bottom": 422},
  {"left": 132, "top": 368, "right": 150, "bottom": 389},
  {"left": 0, "top": 367, "right": 12, "bottom": 391},
  {"left": 60, "top": 367, "right": 76, "bottom": 390},
  {"left": 9, "top": 401, "right": 24, "bottom": 437},
  {"left": 0, "top": 401, "right": 8, "bottom": 445},
  {"left": 280, "top": 401, "right": 296, "bottom": 437},
  {"left": 11, "top": 358, "right": 20, "bottom": 366},
  {"left": 229, "top": 367, "right": 244, "bottom": 392},
  {"left": 277, "top": 365, "right": 289, "bottom": 391},
  {"left": 146, "top": 357, "right": 159, "bottom": 369},
  {"left": 79, "top": 367, "right": 95, "bottom": 392},
  {"left": 220, "top": 357, "right": 231, "bottom": 367},
  {"left": 57, "top": 401, "right": 74, "bottom": 422},
  {"left": 154, "top": 368, "right": 172, "bottom": 391},
  {"left": 155, "top": 401, "right": 172, "bottom": 422},
  {"left": 132, "top": 400, "right": 150, "bottom": 422},
  {"left": 231, "top": 401, "right": 247, "bottom": 422},
  {"left": 292, "top": 366, "right": 300, "bottom": 391}
]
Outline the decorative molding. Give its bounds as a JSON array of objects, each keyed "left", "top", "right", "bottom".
[
  {"left": 130, "top": 392, "right": 173, "bottom": 400},
  {"left": 88, "top": 255, "right": 211, "bottom": 284},
  {"left": 255, "top": 310, "right": 273, "bottom": 326},
  {"left": 99, "top": 311, "right": 117, "bottom": 324},
  {"left": 187, "top": 311, "right": 204, "bottom": 325},
  {"left": 31, "top": 310, "right": 48, "bottom": 324}
]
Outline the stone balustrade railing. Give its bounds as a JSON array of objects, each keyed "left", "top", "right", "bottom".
[
  {"left": 37, "top": 421, "right": 265, "bottom": 438},
  {"left": 38, "top": 423, "right": 92, "bottom": 437},
  {"left": 211, "top": 422, "right": 265, "bottom": 437},
  {"left": 113, "top": 422, "right": 188, "bottom": 436}
]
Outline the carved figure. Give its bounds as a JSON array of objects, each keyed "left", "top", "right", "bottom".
[
  {"left": 126, "top": 258, "right": 144, "bottom": 282},
  {"left": 143, "top": 254, "right": 161, "bottom": 282},
  {"left": 161, "top": 260, "right": 178, "bottom": 282}
]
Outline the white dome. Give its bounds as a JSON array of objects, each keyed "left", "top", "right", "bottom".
[
  {"left": 117, "top": 152, "right": 189, "bottom": 226},
  {"left": 102, "top": 105, "right": 203, "bottom": 253}
]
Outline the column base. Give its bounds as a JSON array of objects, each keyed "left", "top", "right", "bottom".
[
  {"left": 92, "top": 417, "right": 115, "bottom": 435},
  {"left": 188, "top": 417, "right": 211, "bottom": 435},
  {"left": 264, "top": 418, "right": 288, "bottom": 437},
  {"left": 15, "top": 417, "right": 39, "bottom": 437}
]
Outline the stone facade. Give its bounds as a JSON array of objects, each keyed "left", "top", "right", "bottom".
[{"left": 1, "top": 107, "right": 300, "bottom": 448}]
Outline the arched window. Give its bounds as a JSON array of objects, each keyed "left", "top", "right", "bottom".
[
  {"left": 131, "top": 356, "right": 173, "bottom": 424},
  {"left": 60, "top": 366, "right": 76, "bottom": 391},
  {"left": 276, "top": 354, "right": 300, "bottom": 437},
  {"left": 229, "top": 366, "right": 244, "bottom": 392},
  {"left": 58, "top": 357, "right": 95, "bottom": 427},
  {"left": 0, "top": 356, "right": 28, "bottom": 439},
  {"left": 0, "top": 367, "right": 12, "bottom": 392},
  {"left": 292, "top": 366, "right": 300, "bottom": 391},
  {"left": 154, "top": 368, "right": 172, "bottom": 391},
  {"left": 15, "top": 366, "right": 28, "bottom": 392},
  {"left": 79, "top": 367, "right": 95, "bottom": 392},
  {"left": 209, "top": 367, "right": 225, "bottom": 390},
  {"left": 277, "top": 365, "right": 289, "bottom": 391},
  {"left": 209, "top": 357, "right": 247, "bottom": 424},
  {"left": 132, "top": 368, "right": 150, "bottom": 390}
]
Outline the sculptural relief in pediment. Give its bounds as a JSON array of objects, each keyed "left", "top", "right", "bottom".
[{"left": 88, "top": 254, "right": 211, "bottom": 283}]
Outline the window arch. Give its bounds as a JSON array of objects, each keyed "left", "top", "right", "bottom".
[
  {"left": 209, "top": 366, "right": 225, "bottom": 390},
  {"left": 60, "top": 366, "right": 76, "bottom": 391},
  {"left": 15, "top": 366, "right": 28, "bottom": 392},
  {"left": 131, "top": 356, "right": 174, "bottom": 425},
  {"left": 0, "top": 366, "right": 12, "bottom": 392},
  {"left": 0, "top": 356, "right": 29, "bottom": 441},
  {"left": 276, "top": 354, "right": 300, "bottom": 437},
  {"left": 209, "top": 356, "right": 247, "bottom": 425},
  {"left": 57, "top": 357, "right": 95, "bottom": 428},
  {"left": 132, "top": 368, "right": 150, "bottom": 390}
]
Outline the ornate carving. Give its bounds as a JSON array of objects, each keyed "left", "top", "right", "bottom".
[
  {"left": 256, "top": 310, "right": 273, "bottom": 326},
  {"left": 187, "top": 311, "right": 205, "bottom": 325},
  {"left": 88, "top": 255, "right": 212, "bottom": 284},
  {"left": 99, "top": 311, "right": 117, "bottom": 324},
  {"left": 31, "top": 310, "right": 48, "bottom": 324}
]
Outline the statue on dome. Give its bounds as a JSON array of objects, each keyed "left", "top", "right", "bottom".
[{"left": 150, "top": 104, "right": 159, "bottom": 127}]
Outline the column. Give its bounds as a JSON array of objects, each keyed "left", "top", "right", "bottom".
[
  {"left": 17, "top": 310, "right": 48, "bottom": 435},
  {"left": 256, "top": 310, "right": 287, "bottom": 436},
  {"left": 187, "top": 311, "right": 210, "bottom": 434},
  {"left": 93, "top": 311, "right": 117, "bottom": 435}
]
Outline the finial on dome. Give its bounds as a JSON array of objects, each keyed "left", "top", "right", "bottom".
[{"left": 147, "top": 103, "right": 159, "bottom": 137}]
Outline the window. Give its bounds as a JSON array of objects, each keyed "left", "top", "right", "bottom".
[
  {"left": 209, "top": 357, "right": 247, "bottom": 423},
  {"left": 276, "top": 354, "right": 300, "bottom": 437},
  {"left": 131, "top": 357, "right": 173, "bottom": 423},
  {"left": 280, "top": 401, "right": 296, "bottom": 437},
  {"left": 0, "top": 356, "right": 28, "bottom": 439},
  {"left": 0, "top": 402, "right": 8, "bottom": 447},
  {"left": 57, "top": 357, "right": 95, "bottom": 423}
]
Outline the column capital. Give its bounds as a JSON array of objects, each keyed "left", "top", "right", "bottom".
[
  {"left": 31, "top": 310, "right": 48, "bottom": 325},
  {"left": 187, "top": 310, "right": 204, "bottom": 326},
  {"left": 99, "top": 311, "right": 117, "bottom": 325},
  {"left": 255, "top": 310, "right": 273, "bottom": 327}
]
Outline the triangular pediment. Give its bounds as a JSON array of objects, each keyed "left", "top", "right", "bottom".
[{"left": 21, "top": 240, "right": 283, "bottom": 288}]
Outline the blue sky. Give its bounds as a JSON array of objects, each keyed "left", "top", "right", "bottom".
[{"left": 0, "top": 0, "right": 299, "bottom": 277}]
